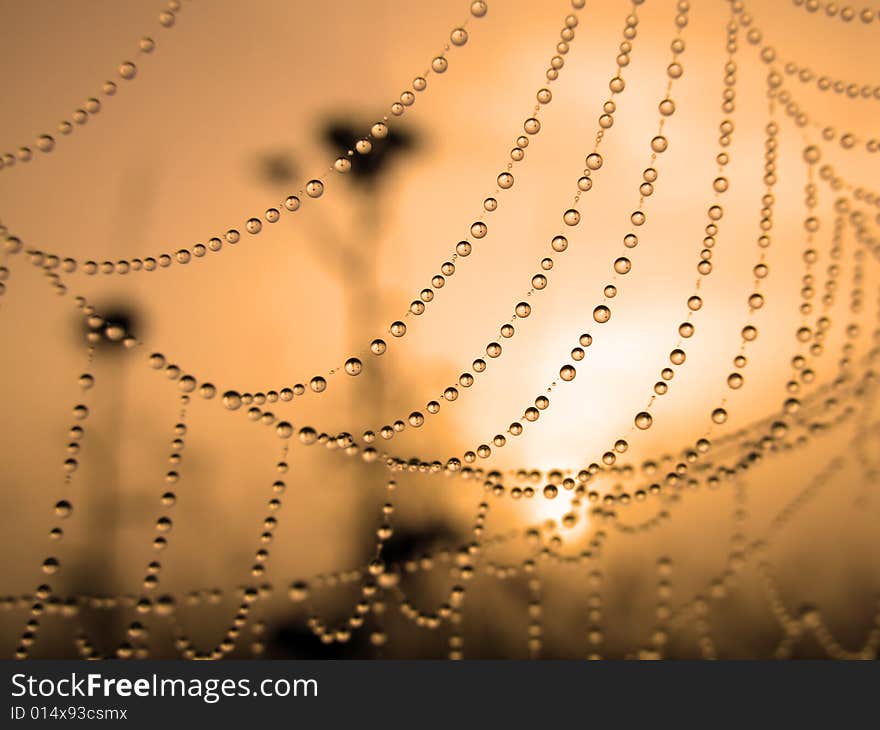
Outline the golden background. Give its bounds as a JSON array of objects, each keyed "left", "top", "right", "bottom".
[{"left": 0, "top": 0, "right": 878, "bottom": 658}]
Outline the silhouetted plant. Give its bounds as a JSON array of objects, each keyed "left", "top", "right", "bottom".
[{"left": 323, "top": 119, "right": 417, "bottom": 188}]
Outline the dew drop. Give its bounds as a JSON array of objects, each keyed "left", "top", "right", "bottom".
[
  {"left": 651, "top": 135, "right": 668, "bottom": 153},
  {"left": 450, "top": 28, "right": 468, "bottom": 46},
  {"left": 119, "top": 62, "right": 137, "bottom": 80},
  {"left": 593, "top": 305, "right": 611, "bottom": 323},
  {"left": 42, "top": 557, "right": 60, "bottom": 575},
  {"left": 276, "top": 421, "right": 293, "bottom": 439},
  {"left": 470, "top": 0, "right": 488, "bottom": 17},
  {"left": 659, "top": 98, "right": 676, "bottom": 116},
  {"left": 585, "top": 153, "right": 603, "bottom": 170},
  {"left": 344, "top": 358, "right": 363, "bottom": 376},
  {"left": 497, "top": 172, "right": 514, "bottom": 189},
  {"left": 551, "top": 235, "right": 568, "bottom": 252},
  {"left": 222, "top": 391, "right": 242, "bottom": 411},
  {"left": 289, "top": 581, "right": 310, "bottom": 602}
]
